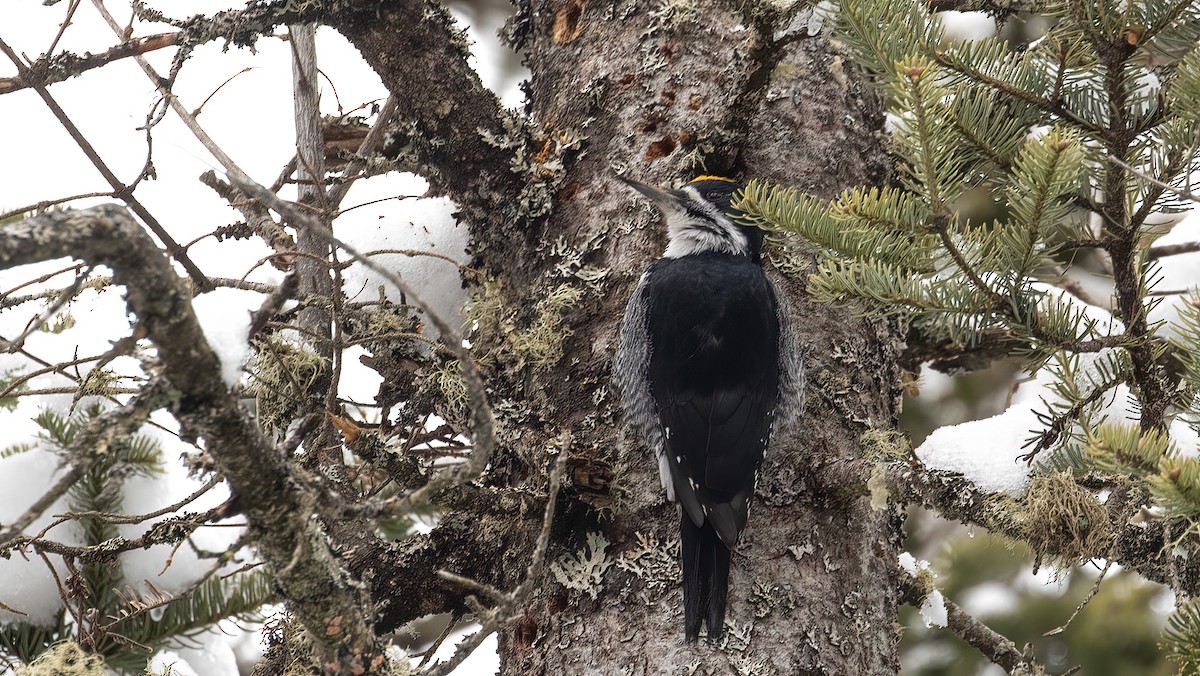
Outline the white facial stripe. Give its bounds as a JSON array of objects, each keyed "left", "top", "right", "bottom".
[{"left": 662, "top": 186, "right": 749, "bottom": 258}]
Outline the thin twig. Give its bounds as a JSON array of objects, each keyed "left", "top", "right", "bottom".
[
  {"left": 0, "top": 35, "right": 211, "bottom": 291},
  {"left": 897, "top": 568, "right": 1040, "bottom": 673},
  {"left": 1020, "top": 373, "right": 1129, "bottom": 462},
  {"left": 0, "top": 386, "right": 141, "bottom": 398},
  {"left": 0, "top": 192, "right": 116, "bottom": 222},
  {"left": 425, "top": 448, "right": 569, "bottom": 676},
  {"left": 230, "top": 178, "right": 496, "bottom": 515},
  {"left": 0, "top": 352, "right": 104, "bottom": 401},
  {"left": 45, "top": 0, "right": 84, "bottom": 56},
  {"left": 2, "top": 265, "right": 92, "bottom": 353},
  {"left": 0, "top": 32, "right": 179, "bottom": 96},
  {"left": 417, "top": 612, "right": 463, "bottom": 668},
  {"left": 1043, "top": 560, "right": 1112, "bottom": 637},
  {"left": 49, "top": 473, "right": 224, "bottom": 527},
  {"left": 349, "top": 248, "right": 478, "bottom": 276},
  {"left": 1108, "top": 153, "right": 1200, "bottom": 204},
  {"left": 326, "top": 94, "right": 398, "bottom": 208}
]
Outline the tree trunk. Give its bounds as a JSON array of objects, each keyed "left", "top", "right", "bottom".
[
  {"left": 324, "top": 0, "right": 902, "bottom": 670},
  {"left": 483, "top": 2, "right": 902, "bottom": 673}
]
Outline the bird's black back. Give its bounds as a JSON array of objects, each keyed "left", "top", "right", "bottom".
[{"left": 644, "top": 252, "right": 780, "bottom": 539}]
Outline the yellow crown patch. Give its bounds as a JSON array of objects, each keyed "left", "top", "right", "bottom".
[{"left": 689, "top": 175, "right": 738, "bottom": 183}]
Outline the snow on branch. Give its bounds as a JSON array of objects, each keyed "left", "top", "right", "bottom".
[{"left": 897, "top": 558, "right": 1042, "bottom": 674}]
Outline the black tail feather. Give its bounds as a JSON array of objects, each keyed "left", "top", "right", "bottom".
[{"left": 680, "top": 513, "right": 731, "bottom": 641}]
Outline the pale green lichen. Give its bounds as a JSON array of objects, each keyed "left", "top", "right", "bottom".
[
  {"left": 860, "top": 428, "right": 909, "bottom": 461},
  {"left": 508, "top": 284, "right": 585, "bottom": 370},
  {"left": 867, "top": 463, "right": 890, "bottom": 511},
  {"left": 17, "top": 642, "right": 106, "bottom": 676},
  {"left": 647, "top": 0, "right": 704, "bottom": 31},
  {"left": 716, "top": 620, "right": 754, "bottom": 655},
  {"left": 245, "top": 335, "right": 327, "bottom": 436},
  {"left": 428, "top": 358, "right": 470, "bottom": 421},
  {"left": 550, "top": 532, "right": 612, "bottom": 600},
  {"left": 466, "top": 278, "right": 585, "bottom": 373},
  {"left": 1019, "top": 471, "right": 1111, "bottom": 573},
  {"left": 615, "top": 531, "right": 678, "bottom": 592},
  {"left": 77, "top": 367, "right": 118, "bottom": 398},
  {"left": 748, "top": 579, "right": 799, "bottom": 619}
]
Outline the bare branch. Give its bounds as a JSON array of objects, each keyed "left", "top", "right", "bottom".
[
  {"left": 133, "top": 0, "right": 526, "bottom": 229},
  {"left": 878, "top": 457, "right": 1200, "bottom": 600},
  {"left": 425, "top": 449, "right": 569, "bottom": 676},
  {"left": 0, "top": 191, "right": 117, "bottom": 222},
  {"left": 1148, "top": 241, "right": 1200, "bottom": 260},
  {"left": 50, "top": 473, "right": 224, "bottom": 527},
  {"left": 0, "top": 205, "right": 384, "bottom": 671},
  {"left": 198, "top": 170, "right": 296, "bottom": 267},
  {"left": 325, "top": 0, "right": 527, "bottom": 229},
  {"left": 897, "top": 571, "right": 1042, "bottom": 674},
  {"left": 0, "top": 32, "right": 179, "bottom": 96},
  {"left": 0, "top": 36, "right": 211, "bottom": 291}
]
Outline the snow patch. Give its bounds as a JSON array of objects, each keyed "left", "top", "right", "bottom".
[
  {"left": 917, "top": 283, "right": 1131, "bottom": 494},
  {"left": 938, "top": 11, "right": 997, "bottom": 41},
  {"left": 337, "top": 174, "right": 469, "bottom": 340},
  {"left": 916, "top": 405, "right": 1042, "bottom": 494},
  {"left": 920, "top": 589, "right": 948, "bottom": 628},
  {"left": 192, "top": 287, "right": 264, "bottom": 387},
  {"left": 0, "top": 448, "right": 85, "bottom": 625}
]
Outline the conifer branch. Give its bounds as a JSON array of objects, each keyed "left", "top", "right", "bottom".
[
  {"left": 897, "top": 572, "right": 1041, "bottom": 674},
  {"left": 1021, "top": 373, "right": 1128, "bottom": 462},
  {"left": 1111, "top": 153, "right": 1200, "bottom": 209},
  {"left": 0, "top": 383, "right": 169, "bottom": 547}
]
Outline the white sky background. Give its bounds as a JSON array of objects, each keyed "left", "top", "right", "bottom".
[
  {"left": 2, "top": 2, "right": 1200, "bottom": 674},
  {"left": 0, "top": 0, "right": 522, "bottom": 673}
]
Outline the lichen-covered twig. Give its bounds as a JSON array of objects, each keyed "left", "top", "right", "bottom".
[
  {"left": 880, "top": 458, "right": 1200, "bottom": 600},
  {"left": 0, "top": 205, "right": 384, "bottom": 672},
  {"left": 897, "top": 571, "right": 1043, "bottom": 674},
  {"left": 0, "top": 32, "right": 179, "bottom": 95}
]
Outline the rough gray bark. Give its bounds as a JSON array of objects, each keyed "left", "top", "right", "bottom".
[
  {"left": 319, "top": 0, "right": 905, "bottom": 671},
  {"left": 476, "top": 2, "right": 903, "bottom": 673}
]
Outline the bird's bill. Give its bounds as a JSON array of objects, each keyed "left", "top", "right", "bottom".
[{"left": 617, "top": 175, "right": 684, "bottom": 210}]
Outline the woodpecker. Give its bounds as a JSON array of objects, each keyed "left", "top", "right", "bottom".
[{"left": 615, "top": 174, "right": 803, "bottom": 641}]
